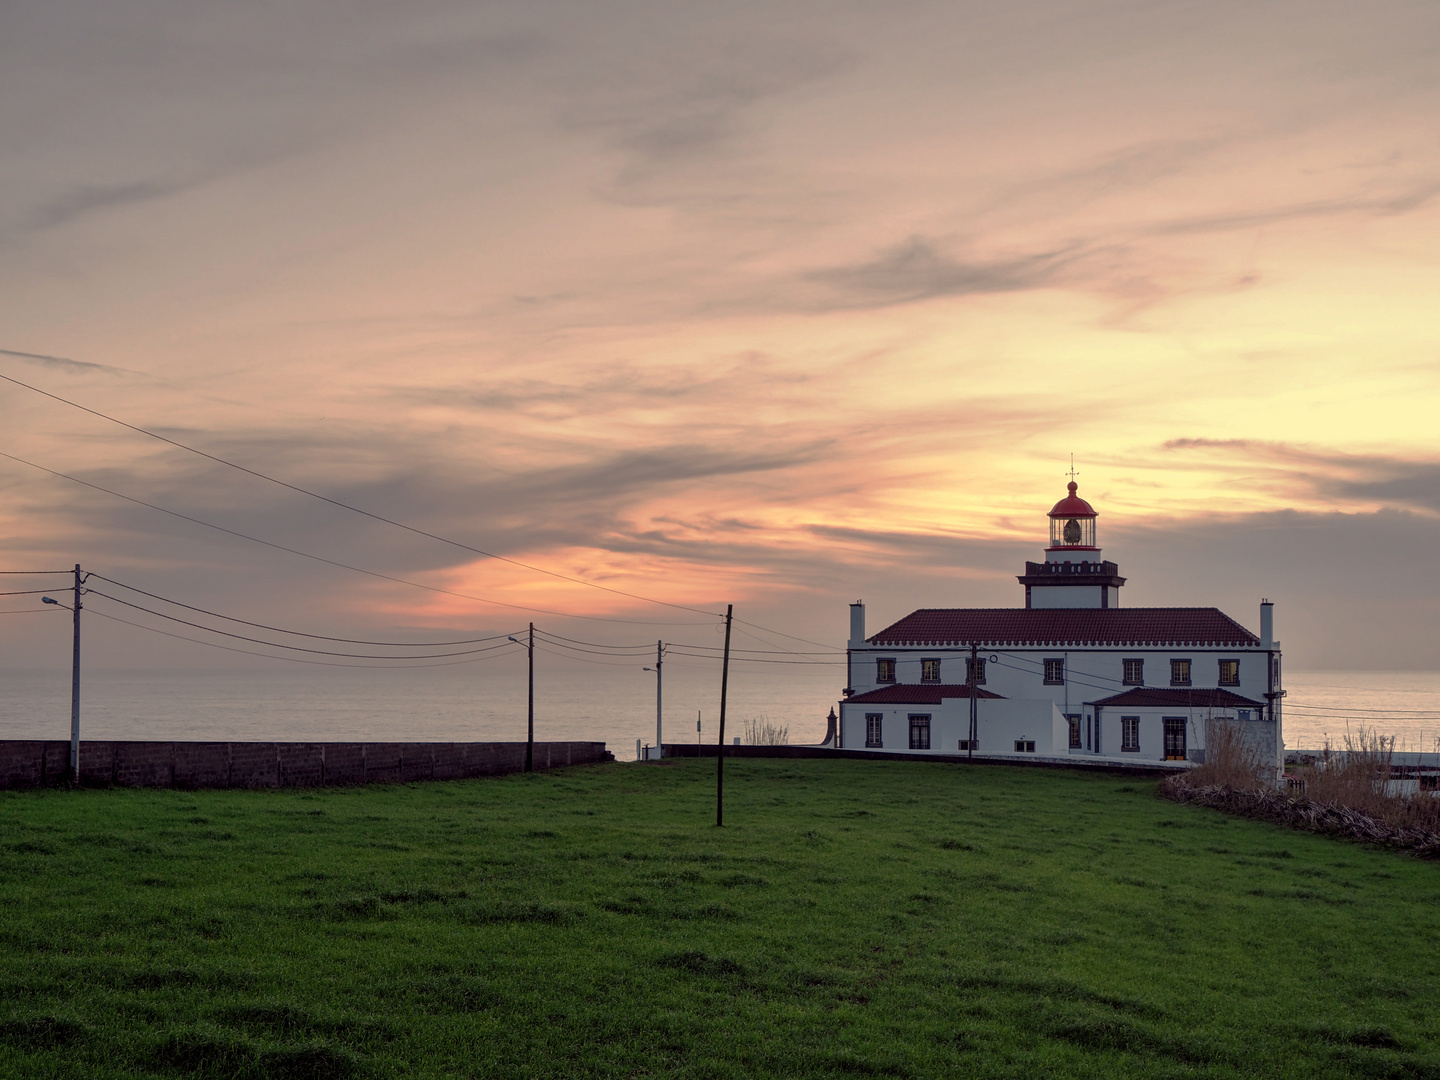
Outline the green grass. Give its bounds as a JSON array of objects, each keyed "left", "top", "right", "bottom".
[{"left": 1, "top": 758, "right": 1438, "bottom": 1079}]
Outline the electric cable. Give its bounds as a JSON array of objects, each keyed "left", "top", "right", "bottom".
[
  {"left": 86, "top": 590, "right": 520, "bottom": 660},
  {"left": 92, "top": 573, "right": 517, "bottom": 646},
  {"left": 666, "top": 649, "right": 842, "bottom": 665},
  {"left": 0, "top": 369, "right": 720, "bottom": 616},
  {"left": 0, "top": 589, "right": 58, "bottom": 596},
  {"left": 0, "top": 570, "right": 72, "bottom": 575},
  {"left": 0, "top": 450, "right": 712, "bottom": 626},
  {"left": 84, "top": 607, "right": 526, "bottom": 669}
]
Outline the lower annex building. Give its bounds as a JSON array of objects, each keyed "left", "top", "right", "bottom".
[{"left": 833, "top": 480, "right": 1284, "bottom": 772}]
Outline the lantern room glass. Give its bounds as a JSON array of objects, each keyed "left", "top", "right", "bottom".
[{"left": 1049, "top": 514, "right": 1096, "bottom": 548}]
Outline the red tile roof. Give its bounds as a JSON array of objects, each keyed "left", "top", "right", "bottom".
[
  {"left": 847, "top": 684, "right": 1005, "bottom": 705},
  {"left": 868, "top": 608, "right": 1259, "bottom": 648},
  {"left": 1085, "top": 687, "right": 1264, "bottom": 709}
]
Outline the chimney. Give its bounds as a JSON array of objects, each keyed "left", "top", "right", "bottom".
[
  {"left": 849, "top": 601, "right": 865, "bottom": 646},
  {"left": 1260, "top": 599, "right": 1273, "bottom": 651}
]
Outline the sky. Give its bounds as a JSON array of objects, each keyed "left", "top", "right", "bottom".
[{"left": 2, "top": 0, "right": 1439, "bottom": 673}]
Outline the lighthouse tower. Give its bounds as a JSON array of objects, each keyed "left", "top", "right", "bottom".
[{"left": 1016, "top": 480, "right": 1126, "bottom": 608}]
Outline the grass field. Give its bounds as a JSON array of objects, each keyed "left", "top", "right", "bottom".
[{"left": 2, "top": 757, "right": 1438, "bottom": 1079}]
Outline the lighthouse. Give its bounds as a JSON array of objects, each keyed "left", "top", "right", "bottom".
[{"left": 1016, "top": 480, "right": 1127, "bottom": 608}]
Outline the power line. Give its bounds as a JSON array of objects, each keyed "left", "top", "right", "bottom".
[
  {"left": 0, "top": 450, "right": 711, "bottom": 626},
  {"left": 86, "top": 590, "right": 521, "bottom": 660},
  {"left": 0, "top": 589, "right": 57, "bottom": 596},
  {"left": 0, "top": 569, "right": 71, "bottom": 575},
  {"left": 666, "top": 649, "right": 842, "bottom": 666},
  {"left": 93, "top": 573, "right": 517, "bottom": 647},
  {"left": 0, "top": 368, "right": 720, "bottom": 617},
  {"left": 732, "top": 618, "right": 837, "bottom": 651},
  {"left": 83, "top": 607, "right": 525, "bottom": 670}
]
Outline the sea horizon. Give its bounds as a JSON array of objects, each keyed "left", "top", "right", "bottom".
[{"left": 4, "top": 665, "right": 1439, "bottom": 759}]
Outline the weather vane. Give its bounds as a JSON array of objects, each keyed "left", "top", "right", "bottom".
[{"left": 1067, "top": 454, "right": 1079, "bottom": 483}]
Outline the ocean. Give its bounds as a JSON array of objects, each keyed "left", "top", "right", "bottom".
[{"left": 2, "top": 664, "right": 1438, "bottom": 757}]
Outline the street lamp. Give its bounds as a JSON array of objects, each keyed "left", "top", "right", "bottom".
[{"left": 642, "top": 641, "right": 664, "bottom": 760}]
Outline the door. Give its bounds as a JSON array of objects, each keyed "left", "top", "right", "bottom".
[{"left": 1163, "top": 717, "right": 1187, "bottom": 761}]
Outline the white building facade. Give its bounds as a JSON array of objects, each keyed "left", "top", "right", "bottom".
[{"left": 835, "top": 481, "right": 1284, "bottom": 772}]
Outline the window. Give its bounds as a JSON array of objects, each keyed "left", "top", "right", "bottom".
[
  {"left": 908, "top": 714, "right": 931, "bottom": 750},
  {"left": 1044, "top": 658, "right": 1065, "bottom": 685},
  {"left": 876, "top": 658, "right": 895, "bottom": 683},
  {"left": 1420, "top": 774, "right": 1439, "bottom": 792},
  {"left": 1014, "top": 740, "right": 1036, "bottom": 753},
  {"left": 965, "top": 657, "right": 986, "bottom": 685},
  {"left": 921, "top": 658, "right": 941, "bottom": 683},
  {"left": 1237, "top": 709, "right": 1251, "bottom": 721},
  {"left": 1067, "top": 714, "right": 1081, "bottom": 749},
  {"left": 1123, "top": 658, "right": 1144, "bottom": 685},
  {"left": 865, "top": 713, "right": 883, "bottom": 748},
  {"left": 1218, "top": 659, "right": 1239, "bottom": 686},
  {"left": 1121, "top": 716, "right": 1140, "bottom": 752},
  {"left": 958, "top": 739, "right": 979, "bottom": 751},
  {"left": 1170, "top": 659, "right": 1191, "bottom": 686}
]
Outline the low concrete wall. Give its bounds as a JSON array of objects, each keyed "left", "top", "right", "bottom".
[
  {"left": 659, "top": 743, "right": 1174, "bottom": 775},
  {"left": 0, "top": 740, "right": 611, "bottom": 790}
]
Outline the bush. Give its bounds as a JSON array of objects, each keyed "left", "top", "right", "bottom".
[
  {"left": 742, "top": 715, "right": 789, "bottom": 746},
  {"left": 1187, "top": 720, "right": 1264, "bottom": 790}
]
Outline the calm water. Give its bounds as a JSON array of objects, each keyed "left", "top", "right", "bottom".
[
  {"left": 0, "top": 659, "right": 843, "bottom": 756},
  {"left": 2, "top": 665, "right": 1437, "bottom": 756}
]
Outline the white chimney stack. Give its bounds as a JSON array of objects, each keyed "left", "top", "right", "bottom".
[
  {"left": 1260, "top": 599, "right": 1273, "bottom": 650},
  {"left": 849, "top": 601, "right": 865, "bottom": 646}
]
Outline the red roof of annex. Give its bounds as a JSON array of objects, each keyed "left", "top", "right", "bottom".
[{"left": 868, "top": 607, "right": 1260, "bottom": 648}]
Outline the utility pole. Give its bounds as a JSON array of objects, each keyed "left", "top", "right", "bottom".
[
  {"left": 644, "top": 641, "right": 665, "bottom": 759},
  {"left": 716, "top": 604, "right": 733, "bottom": 827},
  {"left": 526, "top": 622, "right": 534, "bottom": 772},
  {"left": 654, "top": 640, "right": 664, "bottom": 758},
  {"left": 511, "top": 624, "right": 535, "bottom": 771},
  {"left": 968, "top": 642, "right": 978, "bottom": 761},
  {"left": 71, "top": 564, "right": 82, "bottom": 783}
]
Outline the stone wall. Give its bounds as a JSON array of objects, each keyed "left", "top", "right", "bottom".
[{"left": 0, "top": 740, "right": 610, "bottom": 790}]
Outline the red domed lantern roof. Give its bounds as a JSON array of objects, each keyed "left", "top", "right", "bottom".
[{"left": 1048, "top": 481, "right": 1096, "bottom": 519}]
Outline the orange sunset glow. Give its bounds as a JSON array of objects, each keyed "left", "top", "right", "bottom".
[{"left": 2, "top": 1, "right": 1439, "bottom": 670}]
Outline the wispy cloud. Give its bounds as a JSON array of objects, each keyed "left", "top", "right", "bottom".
[
  {"left": 799, "top": 236, "right": 1071, "bottom": 310},
  {"left": 0, "top": 347, "right": 133, "bottom": 376},
  {"left": 1162, "top": 438, "right": 1440, "bottom": 515}
]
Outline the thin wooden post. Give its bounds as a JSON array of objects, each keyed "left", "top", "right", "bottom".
[
  {"left": 525, "top": 622, "right": 534, "bottom": 772},
  {"left": 70, "top": 564, "right": 82, "bottom": 783},
  {"left": 716, "top": 604, "right": 733, "bottom": 827}
]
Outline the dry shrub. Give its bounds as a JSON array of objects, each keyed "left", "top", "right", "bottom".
[
  {"left": 742, "top": 715, "right": 789, "bottom": 746},
  {"left": 1187, "top": 719, "right": 1264, "bottom": 790},
  {"left": 1163, "top": 721, "right": 1440, "bottom": 851},
  {"left": 1305, "top": 729, "right": 1440, "bottom": 833}
]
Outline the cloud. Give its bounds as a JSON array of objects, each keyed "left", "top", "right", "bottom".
[
  {"left": 1141, "top": 178, "right": 1440, "bottom": 237},
  {"left": 1161, "top": 438, "right": 1440, "bottom": 515},
  {"left": 0, "top": 347, "right": 133, "bottom": 376},
  {"left": 798, "top": 236, "right": 1070, "bottom": 310},
  {"left": 11, "top": 180, "right": 197, "bottom": 239}
]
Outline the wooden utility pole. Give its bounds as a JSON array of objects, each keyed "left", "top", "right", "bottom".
[
  {"left": 654, "top": 640, "right": 664, "bottom": 757},
  {"left": 716, "top": 604, "right": 733, "bottom": 827},
  {"left": 525, "top": 622, "right": 534, "bottom": 772},
  {"left": 70, "top": 564, "right": 82, "bottom": 783}
]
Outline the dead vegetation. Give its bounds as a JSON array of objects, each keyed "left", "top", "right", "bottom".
[
  {"left": 742, "top": 715, "right": 790, "bottom": 746},
  {"left": 1163, "top": 722, "right": 1440, "bottom": 857}
]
